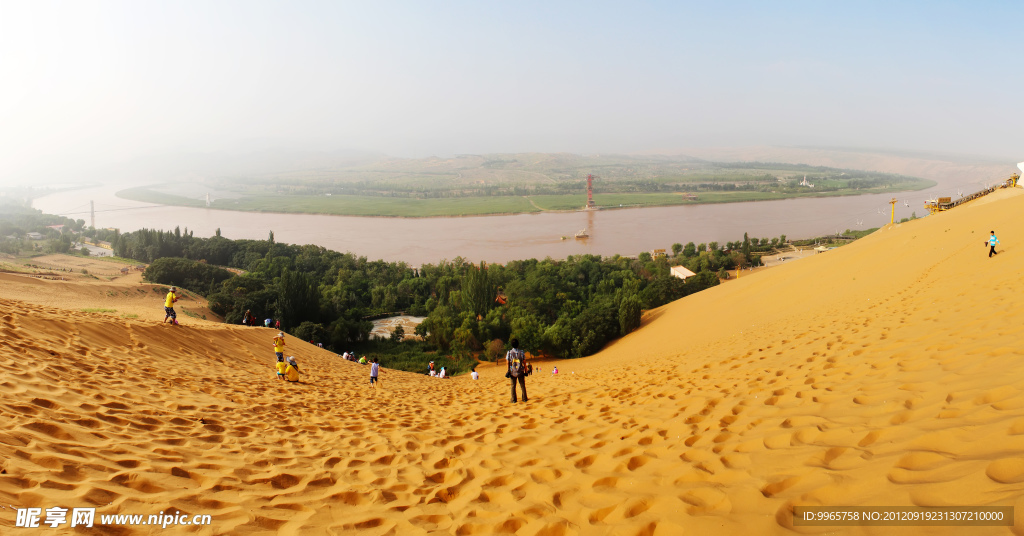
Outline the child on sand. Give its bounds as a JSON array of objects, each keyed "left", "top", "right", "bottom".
[
  {"left": 163, "top": 287, "right": 179, "bottom": 325},
  {"left": 471, "top": 368, "right": 479, "bottom": 380},
  {"left": 285, "top": 356, "right": 300, "bottom": 382},
  {"left": 989, "top": 231, "right": 1000, "bottom": 257},
  {"left": 439, "top": 366, "right": 446, "bottom": 379},
  {"left": 552, "top": 366, "right": 558, "bottom": 375},
  {"left": 273, "top": 332, "right": 286, "bottom": 360},
  {"left": 370, "top": 357, "right": 380, "bottom": 387},
  {"left": 275, "top": 355, "right": 287, "bottom": 380}
]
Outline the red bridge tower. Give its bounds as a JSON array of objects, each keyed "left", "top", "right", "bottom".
[{"left": 586, "top": 174, "right": 596, "bottom": 209}]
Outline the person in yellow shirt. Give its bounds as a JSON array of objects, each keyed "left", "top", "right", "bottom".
[
  {"left": 273, "top": 332, "right": 286, "bottom": 360},
  {"left": 275, "top": 355, "right": 287, "bottom": 380},
  {"left": 163, "top": 287, "right": 179, "bottom": 325},
  {"left": 284, "top": 356, "right": 300, "bottom": 382}
]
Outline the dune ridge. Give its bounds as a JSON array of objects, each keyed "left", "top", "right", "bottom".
[{"left": 2, "top": 189, "right": 1024, "bottom": 534}]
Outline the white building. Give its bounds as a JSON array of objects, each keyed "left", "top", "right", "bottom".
[{"left": 670, "top": 265, "right": 697, "bottom": 280}]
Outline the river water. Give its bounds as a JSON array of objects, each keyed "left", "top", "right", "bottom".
[{"left": 32, "top": 178, "right": 979, "bottom": 266}]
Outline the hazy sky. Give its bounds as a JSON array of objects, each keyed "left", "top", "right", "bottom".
[{"left": 2, "top": 1, "right": 1022, "bottom": 183}]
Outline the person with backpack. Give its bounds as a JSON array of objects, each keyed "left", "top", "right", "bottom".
[{"left": 506, "top": 338, "right": 528, "bottom": 403}]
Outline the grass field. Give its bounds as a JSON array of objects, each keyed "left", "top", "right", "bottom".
[
  {"left": 217, "top": 194, "right": 541, "bottom": 217},
  {"left": 118, "top": 177, "right": 935, "bottom": 217}
]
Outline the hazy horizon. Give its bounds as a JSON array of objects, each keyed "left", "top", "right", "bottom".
[{"left": 2, "top": 2, "right": 1022, "bottom": 185}]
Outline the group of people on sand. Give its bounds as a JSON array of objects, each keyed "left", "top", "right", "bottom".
[
  {"left": 341, "top": 351, "right": 367, "bottom": 364},
  {"left": 427, "top": 361, "right": 448, "bottom": 378},
  {"left": 271, "top": 336, "right": 382, "bottom": 387},
  {"left": 242, "top": 310, "right": 280, "bottom": 329},
  {"left": 158, "top": 289, "right": 553, "bottom": 399},
  {"left": 272, "top": 332, "right": 301, "bottom": 382}
]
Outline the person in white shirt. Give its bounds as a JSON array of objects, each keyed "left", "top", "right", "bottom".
[
  {"left": 370, "top": 357, "right": 380, "bottom": 387},
  {"left": 471, "top": 369, "right": 479, "bottom": 380}
]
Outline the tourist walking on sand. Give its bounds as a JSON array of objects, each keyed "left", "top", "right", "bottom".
[
  {"left": 273, "top": 332, "right": 286, "bottom": 360},
  {"left": 242, "top": 309, "right": 251, "bottom": 326},
  {"left": 506, "top": 338, "right": 527, "bottom": 403},
  {"left": 370, "top": 357, "right": 380, "bottom": 388},
  {"left": 163, "top": 287, "right": 179, "bottom": 325},
  {"left": 989, "top": 231, "right": 1000, "bottom": 257}
]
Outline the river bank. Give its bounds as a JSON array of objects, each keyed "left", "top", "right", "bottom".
[{"left": 32, "top": 149, "right": 1014, "bottom": 266}]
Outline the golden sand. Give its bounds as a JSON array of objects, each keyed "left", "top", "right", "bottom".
[{"left": 2, "top": 189, "right": 1024, "bottom": 535}]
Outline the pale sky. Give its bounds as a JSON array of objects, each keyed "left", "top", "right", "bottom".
[{"left": 1, "top": 1, "right": 1021, "bottom": 183}]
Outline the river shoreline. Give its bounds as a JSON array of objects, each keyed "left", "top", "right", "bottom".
[{"left": 113, "top": 182, "right": 936, "bottom": 220}]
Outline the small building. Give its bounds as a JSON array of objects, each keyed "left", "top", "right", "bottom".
[
  {"left": 26, "top": 232, "right": 44, "bottom": 240},
  {"left": 682, "top": 193, "right": 698, "bottom": 201},
  {"left": 814, "top": 246, "right": 829, "bottom": 253},
  {"left": 651, "top": 248, "right": 667, "bottom": 258},
  {"left": 670, "top": 265, "right": 697, "bottom": 280},
  {"left": 47, "top": 224, "right": 65, "bottom": 232}
]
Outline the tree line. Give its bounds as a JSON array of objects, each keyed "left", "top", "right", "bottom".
[{"left": 116, "top": 226, "right": 787, "bottom": 362}]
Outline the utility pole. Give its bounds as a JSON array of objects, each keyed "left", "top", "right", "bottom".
[{"left": 90, "top": 200, "right": 95, "bottom": 229}]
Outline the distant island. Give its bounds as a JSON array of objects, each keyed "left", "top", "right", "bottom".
[{"left": 116, "top": 153, "right": 935, "bottom": 217}]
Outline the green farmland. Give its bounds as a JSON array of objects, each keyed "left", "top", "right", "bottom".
[{"left": 116, "top": 153, "right": 936, "bottom": 217}]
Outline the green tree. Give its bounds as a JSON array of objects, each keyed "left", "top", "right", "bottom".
[
  {"left": 485, "top": 339, "right": 505, "bottom": 362},
  {"left": 278, "top": 268, "right": 320, "bottom": 328},
  {"left": 293, "top": 321, "right": 327, "bottom": 345},
  {"left": 390, "top": 324, "right": 405, "bottom": 343},
  {"left": 618, "top": 295, "right": 641, "bottom": 335},
  {"left": 510, "top": 311, "right": 543, "bottom": 357},
  {"left": 671, "top": 243, "right": 683, "bottom": 256},
  {"left": 461, "top": 261, "right": 492, "bottom": 317},
  {"left": 683, "top": 242, "right": 696, "bottom": 257}
]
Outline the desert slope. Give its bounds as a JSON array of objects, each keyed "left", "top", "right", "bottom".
[{"left": 2, "top": 189, "right": 1024, "bottom": 535}]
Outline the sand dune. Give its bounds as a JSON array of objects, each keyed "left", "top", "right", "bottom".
[{"left": 3, "top": 189, "right": 1024, "bottom": 535}]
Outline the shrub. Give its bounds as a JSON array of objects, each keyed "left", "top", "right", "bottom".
[{"left": 143, "top": 257, "right": 233, "bottom": 297}]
